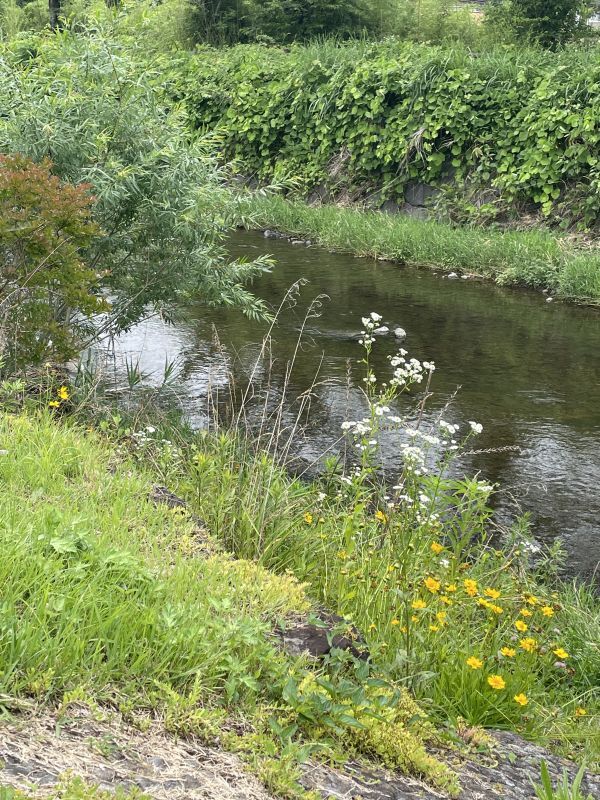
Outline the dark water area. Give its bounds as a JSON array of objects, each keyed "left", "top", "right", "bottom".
[{"left": 112, "top": 231, "right": 600, "bottom": 580}]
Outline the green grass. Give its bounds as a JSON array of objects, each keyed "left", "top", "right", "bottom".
[
  {"left": 244, "top": 195, "right": 600, "bottom": 303},
  {"left": 175, "top": 430, "right": 599, "bottom": 763},
  {"left": 0, "top": 412, "right": 309, "bottom": 708},
  {"left": 0, "top": 409, "right": 463, "bottom": 798}
]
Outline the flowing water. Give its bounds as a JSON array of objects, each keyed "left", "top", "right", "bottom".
[{"left": 112, "top": 231, "right": 600, "bottom": 579}]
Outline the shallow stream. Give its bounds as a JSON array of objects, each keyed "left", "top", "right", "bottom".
[{"left": 112, "top": 231, "right": 600, "bottom": 579}]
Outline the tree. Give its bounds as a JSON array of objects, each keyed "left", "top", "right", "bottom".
[
  {"left": 0, "top": 30, "right": 270, "bottom": 352},
  {"left": 248, "top": 0, "right": 375, "bottom": 41},
  {"left": 48, "top": 0, "right": 60, "bottom": 29},
  {"left": 486, "top": 0, "right": 592, "bottom": 47}
]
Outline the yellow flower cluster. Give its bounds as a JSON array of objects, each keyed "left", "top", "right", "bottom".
[{"left": 48, "top": 385, "right": 70, "bottom": 408}]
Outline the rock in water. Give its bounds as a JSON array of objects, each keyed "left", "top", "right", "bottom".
[
  {"left": 394, "top": 327, "right": 407, "bottom": 339},
  {"left": 373, "top": 326, "right": 389, "bottom": 335}
]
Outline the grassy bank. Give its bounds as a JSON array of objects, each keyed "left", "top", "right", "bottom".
[
  {"left": 0, "top": 364, "right": 598, "bottom": 794},
  {"left": 0, "top": 408, "right": 467, "bottom": 798},
  {"left": 245, "top": 194, "right": 600, "bottom": 302},
  {"left": 129, "top": 320, "right": 599, "bottom": 767}
]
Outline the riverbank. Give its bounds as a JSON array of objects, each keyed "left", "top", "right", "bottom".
[
  {"left": 0, "top": 377, "right": 598, "bottom": 795},
  {"left": 243, "top": 195, "right": 600, "bottom": 303}
]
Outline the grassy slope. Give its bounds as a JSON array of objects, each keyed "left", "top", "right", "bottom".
[
  {"left": 0, "top": 410, "right": 463, "bottom": 798},
  {"left": 0, "top": 412, "right": 308, "bottom": 706},
  {"left": 171, "top": 419, "right": 600, "bottom": 767},
  {"left": 246, "top": 195, "right": 600, "bottom": 303}
]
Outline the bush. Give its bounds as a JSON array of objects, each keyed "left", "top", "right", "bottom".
[{"left": 0, "top": 154, "right": 104, "bottom": 372}]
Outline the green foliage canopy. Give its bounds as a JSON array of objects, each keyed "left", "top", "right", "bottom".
[
  {"left": 0, "top": 28, "right": 271, "bottom": 339},
  {"left": 486, "top": 0, "right": 592, "bottom": 48}
]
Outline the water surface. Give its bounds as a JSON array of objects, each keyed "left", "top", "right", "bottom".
[{"left": 112, "top": 231, "right": 600, "bottom": 579}]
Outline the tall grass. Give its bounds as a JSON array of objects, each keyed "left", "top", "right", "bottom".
[
  {"left": 245, "top": 195, "right": 600, "bottom": 302},
  {"left": 0, "top": 405, "right": 466, "bottom": 797}
]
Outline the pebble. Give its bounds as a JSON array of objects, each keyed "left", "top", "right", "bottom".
[
  {"left": 394, "top": 327, "right": 407, "bottom": 339},
  {"left": 546, "top": 297, "right": 554, "bottom": 303},
  {"left": 447, "top": 272, "right": 459, "bottom": 279}
]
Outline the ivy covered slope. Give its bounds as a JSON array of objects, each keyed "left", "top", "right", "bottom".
[{"left": 182, "top": 39, "right": 600, "bottom": 228}]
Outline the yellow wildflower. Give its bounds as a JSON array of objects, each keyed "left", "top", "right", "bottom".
[
  {"left": 487, "top": 674, "right": 506, "bottom": 690},
  {"left": 541, "top": 606, "right": 554, "bottom": 617},
  {"left": 57, "top": 385, "right": 69, "bottom": 401},
  {"left": 411, "top": 615, "right": 419, "bottom": 623},
  {"left": 446, "top": 583, "right": 457, "bottom": 593},
  {"left": 514, "top": 693, "right": 528, "bottom": 707},
  {"left": 575, "top": 707, "right": 587, "bottom": 718},
  {"left": 429, "top": 624, "right": 440, "bottom": 632},
  {"left": 436, "top": 611, "right": 447, "bottom": 624},
  {"left": 424, "top": 576, "right": 441, "bottom": 594},
  {"left": 391, "top": 618, "right": 400, "bottom": 626},
  {"left": 525, "top": 595, "right": 539, "bottom": 606},
  {"left": 466, "top": 656, "right": 483, "bottom": 670},
  {"left": 520, "top": 637, "right": 538, "bottom": 653},
  {"left": 369, "top": 623, "right": 377, "bottom": 631},
  {"left": 464, "top": 579, "right": 478, "bottom": 597},
  {"left": 430, "top": 541, "right": 444, "bottom": 554},
  {"left": 484, "top": 588, "right": 501, "bottom": 599},
  {"left": 553, "top": 647, "right": 569, "bottom": 660},
  {"left": 501, "top": 647, "right": 516, "bottom": 657},
  {"left": 520, "top": 608, "right": 532, "bottom": 617},
  {"left": 440, "top": 595, "right": 453, "bottom": 605},
  {"left": 515, "top": 619, "right": 528, "bottom": 632},
  {"left": 374, "top": 510, "right": 387, "bottom": 523},
  {"left": 399, "top": 625, "right": 408, "bottom": 634},
  {"left": 412, "top": 599, "right": 427, "bottom": 610},
  {"left": 48, "top": 400, "right": 60, "bottom": 408},
  {"left": 490, "top": 605, "right": 504, "bottom": 615},
  {"left": 304, "top": 512, "right": 313, "bottom": 525}
]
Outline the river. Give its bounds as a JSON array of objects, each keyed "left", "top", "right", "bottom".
[{"left": 110, "top": 231, "right": 600, "bottom": 580}]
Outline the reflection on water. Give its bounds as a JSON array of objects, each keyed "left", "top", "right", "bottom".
[{"left": 109, "top": 231, "right": 600, "bottom": 579}]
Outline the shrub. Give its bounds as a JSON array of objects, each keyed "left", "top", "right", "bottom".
[{"left": 0, "top": 154, "right": 105, "bottom": 372}]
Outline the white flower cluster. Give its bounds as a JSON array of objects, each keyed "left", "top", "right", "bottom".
[
  {"left": 341, "top": 418, "right": 372, "bottom": 436},
  {"left": 388, "top": 351, "right": 435, "bottom": 388},
  {"left": 359, "top": 312, "right": 382, "bottom": 345}
]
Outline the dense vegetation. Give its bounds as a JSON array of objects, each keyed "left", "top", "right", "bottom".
[
  {"left": 0, "top": 2, "right": 599, "bottom": 797},
  {"left": 182, "top": 38, "right": 600, "bottom": 228},
  {"left": 0, "top": 27, "right": 273, "bottom": 370}
]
